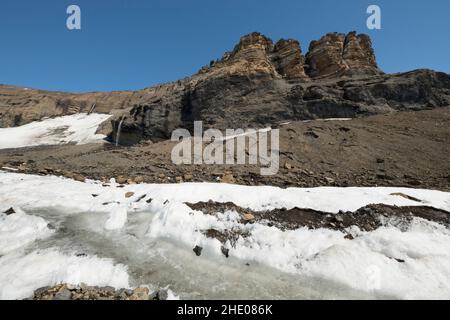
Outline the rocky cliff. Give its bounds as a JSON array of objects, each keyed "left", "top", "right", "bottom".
[{"left": 1, "top": 31, "right": 450, "bottom": 145}]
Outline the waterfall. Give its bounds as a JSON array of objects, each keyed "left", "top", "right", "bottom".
[
  {"left": 115, "top": 118, "right": 124, "bottom": 147},
  {"left": 87, "top": 103, "right": 96, "bottom": 115}
]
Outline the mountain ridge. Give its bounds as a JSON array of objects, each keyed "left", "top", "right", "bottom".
[{"left": 1, "top": 31, "right": 450, "bottom": 145}]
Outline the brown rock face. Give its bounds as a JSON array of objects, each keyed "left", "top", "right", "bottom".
[
  {"left": 203, "top": 32, "right": 307, "bottom": 80},
  {"left": 305, "top": 31, "right": 382, "bottom": 78},
  {"left": 272, "top": 39, "right": 308, "bottom": 79}
]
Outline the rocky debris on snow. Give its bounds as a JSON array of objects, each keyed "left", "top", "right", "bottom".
[
  {"left": 3, "top": 207, "right": 15, "bottom": 215},
  {"left": 29, "top": 283, "right": 172, "bottom": 300},
  {"left": 186, "top": 201, "right": 450, "bottom": 241}
]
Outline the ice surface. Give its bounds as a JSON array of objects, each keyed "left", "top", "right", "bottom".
[
  {"left": 0, "top": 208, "right": 53, "bottom": 255},
  {"left": 0, "top": 248, "right": 129, "bottom": 300},
  {"left": 1, "top": 171, "right": 450, "bottom": 299}
]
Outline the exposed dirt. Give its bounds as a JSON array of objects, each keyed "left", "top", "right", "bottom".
[{"left": 1, "top": 108, "right": 449, "bottom": 191}]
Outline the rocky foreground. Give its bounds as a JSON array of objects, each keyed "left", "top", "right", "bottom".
[{"left": 29, "top": 284, "right": 172, "bottom": 300}]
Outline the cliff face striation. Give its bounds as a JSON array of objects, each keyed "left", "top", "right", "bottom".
[{"left": 1, "top": 31, "right": 450, "bottom": 145}]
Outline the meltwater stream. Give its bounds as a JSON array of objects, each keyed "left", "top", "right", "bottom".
[{"left": 25, "top": 207, "right": 387, "bottom": 300}]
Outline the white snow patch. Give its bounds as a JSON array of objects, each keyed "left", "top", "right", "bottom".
[
  {"left": 0, "top": 248, "right": 129, "bottom": 300},
  {"left": 219, "top": 127, "right": 271, "bottom": 141},
  {"left": 0, "top": 208, "right": 53, "bottom": 255},
  {"left": 0, "top": 113, "right": 111, "bottom": 150},
  {"left": 1, "top": 171, "right": 449, "bottom": 214},
  {"left": 104, "top": 206, "right": 128, "bottom": 230}
]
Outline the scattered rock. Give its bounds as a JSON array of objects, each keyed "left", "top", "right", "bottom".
[
  {"left": 390, "top": 192, "right": 422, "bottom": 202},
  {"left": 133, "top": 176, "right": 145, "bottom": 184},
  {"left": 72, "top": 173, "right": 86, "bottom": 182},
  {"left": 221, "top": 173, "right": 236, "bottom": 184},
  {"left": 53, "top": 288, "right": 72, "bottom": 300},
  {"left": 116, "top": 176, "right": 127, "bottom": 184},
  {"left": 3, "top": 207, "right": 15, "bottom": 215},
  {"left": 135, "top": 194, "right": 147, "bottom": 202},
  {"left": 324, "top": 176, "right": 335, "bottom": 184},
  {"left": 243, "top": 213, "right": 255, "bottom": 221},
  {"left": 221, "top": 246, "right": 230, "bottom": 258},
  {"left": 30, "top": 284, "right": 161, "bottom": 300},
  {"left": 193, "top": 245, "right": 203, "bottom": 256},
  {"left": 157, "top": 289, "right": 169, "bottom": 301},
  {"left": 125, "top": 192, "right": 135, "bottom": 198},
  {"left": 183, "top": 174, "right": 193, "bottom": 181},
  {"left": 130, "top": 287, "right": 149, "bottom": 300}
]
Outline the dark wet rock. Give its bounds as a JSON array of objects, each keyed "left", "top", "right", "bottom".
[
  {"left": 193, "top": 245, "right": 203, "bottom": 256},
  {"left": 3, "top": 207, "right": 15, "bottom": 215},
  {"left": 157, "top": 289, "right": 169, "bottom": 301},
  {"left": 221, "top": 246, "right": 230, "bottom": 258}
]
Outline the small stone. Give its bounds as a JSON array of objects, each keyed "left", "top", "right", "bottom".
[
  {"left": 53, "top": 288, "right": 72, "bottom": 300},
  {"left": 243, "top": 213, "right": 255, "bottom": 221},
  {"left": 284, "top": 162, "right": 292, "bottom": 170},
  {"left": 334, "top": 215, "right": 344, "bottom": 223},
  {"left": 125, "top": 192, "right": 134, "bottom": 198},
  {"left": 34, "top": 286, "right": 51, "bottom": 297},
  {"left": 193, "top": 245, "right": 203, "bottom": 256},
  {"left": 3, "top": 207, "right": 15, "bottom": 215},
  {"left": 183, "top": 174, "right": 193, "bottom": 181},
  {"left": 133, "top": 176, "right": 145, "bottom": 184},
  {"left": 221, "top": 246, "right": 229, "bottom": 258},
  {"left": 344, "top": 234, "right": 354, "bottom": 240},
  {"left": 221, "top": 173, "right": 236, "bottom": 184},
  {"left": 324, "top": 176, "right": 335, "bottom": 184},
  {"left": 175, "top": 176, "right": 183, "bottom": 183},
  {"left": 116, "top": 176, "right": 127, "bottom": 184},
  {"left": 73, "top": 174, "right": 86, "bottom": 182},
  {"left": 99, "top": 286, "right": 115, "bottom": 294},
  {"left": 158, "top": 289, "right": 169, "bottom": 301},
  {"left": 131, "top": 287, "right": 149, "bottom": 300}
]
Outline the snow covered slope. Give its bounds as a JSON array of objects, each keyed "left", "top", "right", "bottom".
[{"left": 0, "top": 113, "right": 111, "bottom": 150}]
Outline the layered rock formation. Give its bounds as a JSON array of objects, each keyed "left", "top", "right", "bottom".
[
  {"left": 305, "top": 32, "right": 381, "bottom": 78},
  {"left": 1, "top": 31, "right": 449, "bottom": 146}
]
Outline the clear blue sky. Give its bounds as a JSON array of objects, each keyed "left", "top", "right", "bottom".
[{"left": 1, "top": 0, "right": 449, "bottom": 92}]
